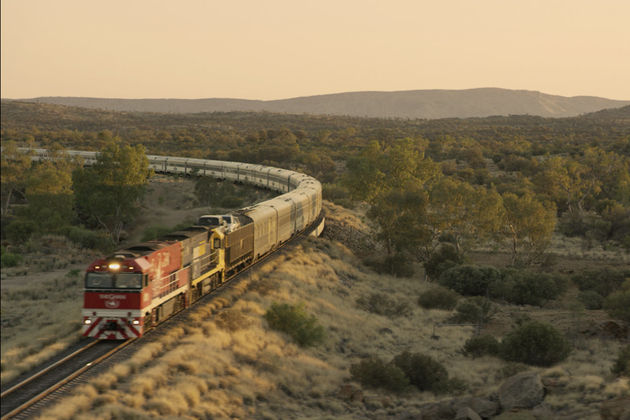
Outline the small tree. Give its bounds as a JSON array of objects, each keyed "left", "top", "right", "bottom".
[
  {"left": 73, "top": 141, "right": 151, "bottom": 243},
  {"left": 1, "top": 141, "right": 32, "bottom": 215},
  {"left": 23, "top": 147, "right": 78, "bottom": 233},
  {"left": 501, "top": 192, "right": 557, "bottom": 264}
]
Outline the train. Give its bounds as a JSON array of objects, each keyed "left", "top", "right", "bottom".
[{"left": 21, "top": 149, "right": 323, "bottom": 340}]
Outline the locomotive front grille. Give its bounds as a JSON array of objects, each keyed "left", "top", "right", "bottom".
[{"left": 104, "top": 320, "right": 120, "bottom": 331}]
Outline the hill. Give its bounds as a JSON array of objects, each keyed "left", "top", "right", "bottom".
[
  {"left": 18, "top": 88, "right": 630, "bottom": 119},
  {"left": 3, "top": 193, "right": 629, "bottom": 419}
]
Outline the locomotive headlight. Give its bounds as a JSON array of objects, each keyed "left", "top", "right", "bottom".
[
  {"left": 84, "top": 319, "right": 92, "bottom": 325},
  {"left": 108, "top": 262, "right": 121, "bottom": 270},
  {"left": 132, "top": 320, "right": 140, "bottom": 325}
]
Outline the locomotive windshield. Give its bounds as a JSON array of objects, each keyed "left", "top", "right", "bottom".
[
  {"left": 85, "top": 273, "right": 142, "bottom": 289},
  {"left": 197, "top": 216, "right": 221, "bottom": 227}
]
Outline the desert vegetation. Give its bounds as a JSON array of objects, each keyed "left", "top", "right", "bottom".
[
  {"left": 1, "top": 103, "right": 629, "bottom": 418},
  {"left": 0, "top": 203, "right": 616, "bottom": 419}
]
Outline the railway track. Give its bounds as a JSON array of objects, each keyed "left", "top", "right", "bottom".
[
  {"left": 0, "top": 339, "right": 133, "bottom": 420},
  {"left": 0, "top": 215, "right": 324, "bottom": 419}
]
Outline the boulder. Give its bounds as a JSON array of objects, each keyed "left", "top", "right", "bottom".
[
  {"left": 420, "top": 401, "right": 456, "bottom": 420},
  {"left": 455, "top": 407, "right": 482, "bottom": 420},
  {"left": 498, "top": 372, "right": 545, "bottom": 411}
]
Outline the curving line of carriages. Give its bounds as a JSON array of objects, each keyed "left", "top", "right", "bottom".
[{"left": 24, "top": 148, "right": 324, "bottom": 340}]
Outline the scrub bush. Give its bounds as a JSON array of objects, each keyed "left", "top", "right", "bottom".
[
  {"left": 350, "top": 357, "right": 409, "bottom": 393},
  {"left": 418, "top": 287, "right": 459, "bottom": 310},
  {"left": 604, "top": 286, "right": 630, "bottom": 323},
  {"left": 462, "top": 334, "right": 501, "bottom": 358},
  {"left": 578, "top": 290, "right": 605, "bottom": 310},
  {"left": 264, "top": 302, "right": 325, "bottom": 347},
  {"left": 391, "top": 352, "right": 454, "bottom": 393},
  {"left": 449, "top": 297, "right": 497, "bottom": 326},
  {"left": 495, "top": 269, "right": 567, "bottom": 306},
  {"left": 351, "top": 352, "right": 462, "bottom": 394},
  {"left": 439, "top": 265, "right": 501, "bottom": 296},
  {"left": 64, "top": 226, "right": 110, "bottom": 250},
  {"left": 1, "top": 246, "right": 22, "bottom": 268},
  {"left": 500, "top": 321, "right": 571, "bottom": 367},
  {"left": 572, "top": 268, "right": 627, "bottom": 297},
  {"left": 4, "top": 219, "right": 37, "bottom": 243},
  {"left": 357, "top": 293, "right": 411, "bottom": 318}
]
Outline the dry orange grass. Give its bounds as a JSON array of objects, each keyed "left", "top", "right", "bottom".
[
  {"left": 33, "top": 203, "right": 630, "bottom": 419},
  {"left": 1, "top": 272, "right": 84, "bottom": 385}
]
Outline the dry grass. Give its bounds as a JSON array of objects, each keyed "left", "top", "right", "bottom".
[
  {"left": 23, "top": 201, "right": 630, "bottom": 419},
  {"left": 1, "top": 271, "right": 84, "bottom": 384}
]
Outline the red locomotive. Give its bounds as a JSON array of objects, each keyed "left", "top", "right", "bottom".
[{"left": 82, "top": 226, "right": 226, "bottom": 339}]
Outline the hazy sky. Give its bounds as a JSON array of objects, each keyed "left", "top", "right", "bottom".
[{"left": 2, "top": 0, "right": 629, "bottom": 100}]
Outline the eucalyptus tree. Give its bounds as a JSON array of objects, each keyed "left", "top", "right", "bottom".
[{"left": 73, "top": 140, "right": 151, "bottom": 243}]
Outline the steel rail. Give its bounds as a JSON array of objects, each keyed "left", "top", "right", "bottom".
[
  {"left": 0, "top": 340, "right": 99, "bottom": 400},
  {"left": 1, "top": 339, "right": 135, "bottom": 420},
  {"left": 0, "top": 215, "right": 324, "bottom": 419}
]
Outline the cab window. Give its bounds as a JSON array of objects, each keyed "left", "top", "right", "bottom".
[
  {"left": 116, "top": 273, "right": 143, "bottom": 289},
  {"left": 85, "top": 273, "right": 114, "bottom": 288}
]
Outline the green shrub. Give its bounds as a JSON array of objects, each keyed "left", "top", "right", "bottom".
[
  {"left": 391, "top": 352, "right": 450, "bottom": 393},
  {"left": 350, "top": 357, "right": 409, "bottom": 393},
  {"left": 439, "top": 265, "right": 501, "bottom": 296},
  {"left": 572, "top": 268, "right": 627, "bottom": 297},
  {"left": 500, "top": 321, "right": 571, "bottom": 367},
  {"left": 357, "top": 293, "right": 411, "bottom": 318},
  {"left": 449, "top": 297, "right": 497, "bottom": 326},
  {"left": 423, "top": 244, "right": 465, "bottom": 281},
  {"left": 264, "top": 302, "right": 325, "bottom": 347},
  {"left": 611, "top": 345, "right": 630, "bottom": 377},
  {"left": 64, "top": 226, "right": 110, "bottom": 250},
  {"left": 494, "top": 269, "right": 566, "bottom": 306},
  {"left": 604, "top": 287, "right": 630, "bottom": 323},
  {"left": 1, "top": 247, "right": 23, "bottom": 268},
  {"left": 4, "top": 219, "right": 37, "bottom": 243},
  {"left": 578, "top": 291, "right": 604, "bottom": 310},
  {"left": 463, "top": 334, "right": 501, "bottom": 358},
  {"left": 418, "top": 287, "right": 459, "bottom": 310}
]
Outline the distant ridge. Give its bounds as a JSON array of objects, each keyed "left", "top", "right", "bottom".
[{"left": 18, "top": 88, "right": 630, "bottom": 119}]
